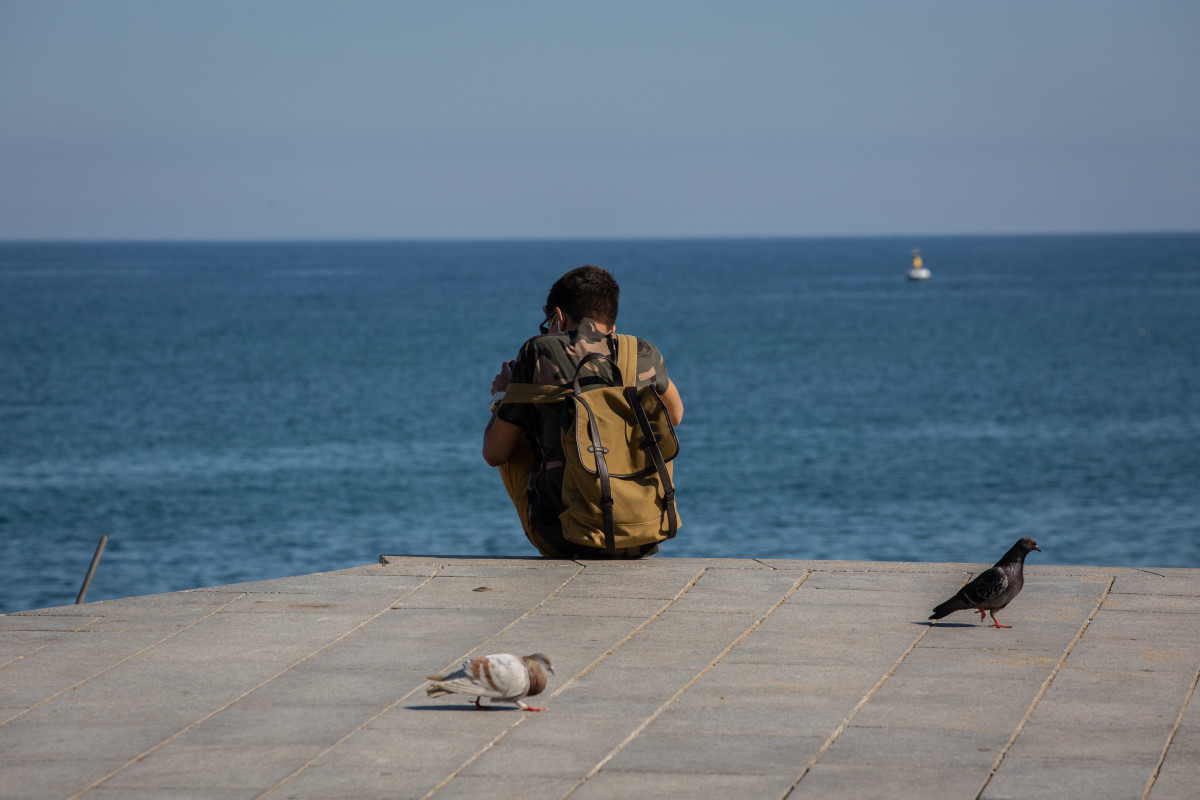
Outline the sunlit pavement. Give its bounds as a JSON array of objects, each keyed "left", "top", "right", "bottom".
[{"left": 2, "top": 556, "right": 1197, "bottom": 800}]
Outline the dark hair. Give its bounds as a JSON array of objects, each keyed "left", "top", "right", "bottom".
[{"left": 544, "top": 265, "right": 620, "bottom": 326}]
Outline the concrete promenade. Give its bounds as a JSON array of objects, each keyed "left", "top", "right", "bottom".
[{"left": 2, "top": 556, "right": 1198, "bottom": 800}]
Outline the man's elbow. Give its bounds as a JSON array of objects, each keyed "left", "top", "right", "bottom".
[
  {"left": 482, "top": 434, "right": 508, "bottom": 466},
  {"left": 482, "top": 445, "right": 507, "bottom": 467},
  {"left": 482, "top": 416, "right": 521, "bottom": 467}
]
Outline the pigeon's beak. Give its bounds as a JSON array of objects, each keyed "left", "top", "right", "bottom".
[
  {"left": 1033, "top": 544, "right": 1041, "bottom": 551},
  {"left": 547, "top": 664, "right": 555, "bottom": 675}
]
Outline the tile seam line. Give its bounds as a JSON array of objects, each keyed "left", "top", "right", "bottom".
[
  {"left": 973, "top": 573, "right": 1117, "bottom": 800},
  {"left": 0, "top": 615, "right": 102, "bottom": 672},
  {"left": 558, "top": 570, "right": 811, "bottom": 800},
  {"left": 0, "top": 595, "right": 248, "bottom": 730},
  {"left": 1141, "top": 652, "right": 1200, "bottom": 799},
  {"left": 778, "top": 603, "right": 937, "bottom": 799},
  {"left": 68, "top": 568, "right": 447, "bottom": 800},
  {"left": 260, "top": 562, "right": 588, "bottom": 800},
  {"left": 548, "top": 567, "right": 710, "bottom": 696},
  {"left": 418, "top": 565, "right": 712, "bottom": 800}
]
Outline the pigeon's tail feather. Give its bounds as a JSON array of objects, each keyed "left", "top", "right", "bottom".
[
  {"left": 426, "top": 686, "right": 450, "bottom": 698},
  {"left": 930, "top": 594, "right": 972, "bottom": 620}
]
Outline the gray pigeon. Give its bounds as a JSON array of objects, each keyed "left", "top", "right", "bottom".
[
  {"left": 929, "top": 538, "right": 1041, "bottom": 628},
  {"left": 426, "top": 652, "right": 554, "bottom": 711}
]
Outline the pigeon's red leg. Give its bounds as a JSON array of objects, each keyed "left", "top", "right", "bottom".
[
  {"left": 515, "top": 701, "right": 546, "bottom": 712},
  {"left": 976, "top": 609, "right": 987, "bottom": 622},
  {"left": 474, "top": 697, "right": 493, "bottom": 710},
  {"left": 989, "top": 612, "right": 1011, "bottom": 629}
]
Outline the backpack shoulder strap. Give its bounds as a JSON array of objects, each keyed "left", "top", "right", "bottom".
[
  {"left": 500, "top": 383, "right": 573, "bottom": 405},
  {"left": 624, "top": 385, "right": 679, "bottom": 539},
  {"left": 615, "top": 334, "right": 638, "bottom": 388}
]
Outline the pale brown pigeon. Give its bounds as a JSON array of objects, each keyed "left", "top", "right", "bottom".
[
  {"left": 426, "top": 653, "right": 554, "bottom": 711},
  {"left": 930, "top": 538, "right": 1041, "bottom": 628}
]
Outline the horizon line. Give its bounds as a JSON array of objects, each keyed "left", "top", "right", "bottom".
[{"left": 2, "top": 229, "right": 1198, "bottom": 246}]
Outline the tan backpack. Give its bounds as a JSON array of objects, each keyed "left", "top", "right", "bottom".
[{"left": 501, "top": 333, "right": 680, "bottom": 552}]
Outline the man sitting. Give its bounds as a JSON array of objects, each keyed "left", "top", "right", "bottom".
[{"left": 483, "top": 265, "right": 684, "bottom": 559}]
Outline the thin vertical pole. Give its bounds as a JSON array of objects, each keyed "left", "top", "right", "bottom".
[{"left": 76, "top": 535, "right": 109, "bottom": 605}]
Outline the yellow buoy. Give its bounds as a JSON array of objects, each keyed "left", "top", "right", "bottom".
[{"left": 907, "top": 248, "right": 930, "bottom": 281}]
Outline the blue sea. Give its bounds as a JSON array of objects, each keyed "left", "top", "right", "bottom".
[{"left": 2, "top": 236, "right": 1198, "bottom": 614}]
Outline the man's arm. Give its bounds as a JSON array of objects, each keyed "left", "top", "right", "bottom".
[
  {"left": 660, "top": 379, "right": 684, "bottom": 425},
  {"left": 483, "top": 412, "right": 524, "bottom": 466},
  {"left": 482, "top": 358, "right": 524, "bottom": 466}
]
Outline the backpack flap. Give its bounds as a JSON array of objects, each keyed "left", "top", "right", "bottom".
[{"left": 569, "top": 387, "right": 677, "bottom": 477}]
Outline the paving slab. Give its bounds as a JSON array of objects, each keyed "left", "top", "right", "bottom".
[
  {"left": 790, "top": 763, "right": 990, "bottom": 800},
  {"left": 1, "top": 556, "right": 1197, "bottom": 800}
]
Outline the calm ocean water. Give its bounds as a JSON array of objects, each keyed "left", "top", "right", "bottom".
[{"left": 2, "top": 235, "right": 1198, "bottom": 613}]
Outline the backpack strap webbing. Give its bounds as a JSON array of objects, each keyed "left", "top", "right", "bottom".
[
  {"left": 625, "top": 385, "right": 679, "bottom": 540},
  {"left": 499, "top": 384, "right": 572, "bottom": 405},
  {"left": 615, "top": 333, "right": 638, "bottom": 388}
]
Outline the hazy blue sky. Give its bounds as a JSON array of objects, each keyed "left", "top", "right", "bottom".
[{"left": 2, "top": 1, "right": 1197, "bottom": 240}]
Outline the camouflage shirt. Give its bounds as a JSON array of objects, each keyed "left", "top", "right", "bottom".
[{"left": 497, "top": 318, "right": 671, "bottom": 537}]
